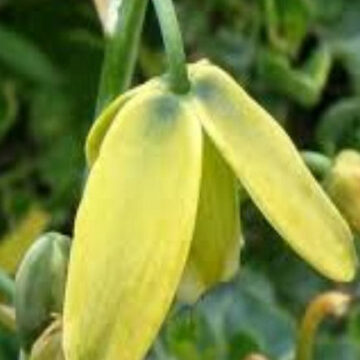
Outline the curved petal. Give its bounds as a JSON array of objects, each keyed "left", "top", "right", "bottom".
[
  {"left": 190, "top": 63, "right": 357, "bottom": 282},
  {"left": 63, "top": 89, "right": 202, "bottom": 360},
  {"left": 178, "top": 135, "right": 242, "bottom": 303},
  {"left": 85, "top": 78, "right": 162, "bottom": 166}
]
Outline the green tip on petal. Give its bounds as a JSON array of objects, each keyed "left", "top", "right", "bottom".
[{"left": 86, "top": 78, "right": 164, "bottom": 167}]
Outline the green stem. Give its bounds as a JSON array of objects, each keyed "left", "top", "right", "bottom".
[
  {"left": 95, "top": 0, "right": 149, "bottom": 117},
  {"left": 152, "top": 0, "right": 190, "bottom": 94},
  {"left": 263, "top": 0, "right": 288, "bottom": 53},
  {"left": 302, "top": 151, "right": 333, "bottom": 179}
]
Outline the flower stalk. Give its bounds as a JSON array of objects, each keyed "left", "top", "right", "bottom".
[
  {"left": 95, "top": 0, "right": 149, "bottom": 116},
  {"left": 152, "top": 0, "right": 190, "bottom": 94},
  {"left": 295, "top": 291, "right": 352, "bottom": 360}
]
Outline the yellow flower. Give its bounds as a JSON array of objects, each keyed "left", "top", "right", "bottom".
[
  {"left": 325, "top": 150, "right": 360, "bottom": 232},
  {"left": 63, "top": 60, "right": 357, "bottom": 360}
]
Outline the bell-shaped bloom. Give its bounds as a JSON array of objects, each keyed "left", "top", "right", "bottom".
[
  {"left": 63, "top": 60, "right": 357, "bottom": 360},
  {"left": 325, "top": 150, "right": 360, "bottom": 232}
]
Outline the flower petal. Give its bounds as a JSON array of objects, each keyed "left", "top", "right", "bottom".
[
  {"left": 178, "top": 135, "right": 242, "bottom": 303},
  {"left": 191, "top": 62, "right": 357, "bottom": 282},
  {"left": 85, "top": 78, "right": 162, "bottom": 166},
  {"left": 63, "top": 89, "right": 202, "bottom": 360}
]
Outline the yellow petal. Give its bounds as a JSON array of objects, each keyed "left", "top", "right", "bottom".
[
  {"left": 63, "top": 89, "right": 202, "bottom": 360},
  {"left": 85, "top": 78, "right": 162, "bottom": 166},
  {"left": 190, "top": 62, "right": 357, "bottom": 282},
  {"left": 178, "top": 135, "right": 242, "bottom": 303}
]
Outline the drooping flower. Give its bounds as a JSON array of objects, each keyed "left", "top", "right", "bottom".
[{"left": 63, "top": 60, "right": 357, "bottom": 360}]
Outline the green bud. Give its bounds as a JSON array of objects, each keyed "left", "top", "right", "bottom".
[
  {"left": 15, "top": 232, "right": 71, "bottom": 352},
  {"left": 325, "top": 150, "right": 360, "bottom": 232}
]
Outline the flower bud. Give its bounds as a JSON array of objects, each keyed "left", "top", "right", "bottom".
[
  {"left": 324, "top": 150, "right": 360, "bottom": 232},
  {"left": 15, "top": 232, "right": 71, "bottom": 352}
]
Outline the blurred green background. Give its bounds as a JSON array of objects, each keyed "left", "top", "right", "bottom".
[{"left": 2, "top": 0, "right": 360, "bottom": 359}]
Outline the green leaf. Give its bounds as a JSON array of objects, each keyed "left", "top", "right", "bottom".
[
  {"left": 316, "top": 98, "right": 360, "bottom": 155},
  {"left": 155, "top": 269, "right": 294, "bottom": 360},
  {"left": 263, "top": 0, "right": 310, "bottom": 56},
  {"left": 257, "top": 45, "right": 332, "bottom": 107},
  {"left": 333, "top": 36, "right": 360, "bottom": 94},
  {"left": 0, "top": 83, "right": 17, "bottom": 143},
  {"left": 314, "top": 338, "right": 360, "bottom": 360},
  {"left": 0, "top": 25, "right": 61, "bottom": 85}
]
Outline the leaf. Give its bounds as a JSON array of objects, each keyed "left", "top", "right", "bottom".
[
  {"left": 321, "top": 0, "right": 360, "bottom": 40},
  {"left": 0, "top": 82, "right": 18, "bottom": 143},
  {"left": 63, "top": 89, "right": 203, "bottom": 360},
  {"left": 274, "top": 0, "right": 310, "bottom": 54},
  {"left": 314, "top": 337, "right": 360, "bottom": 360},
  {"left": 222, "top": 284, "right": 295, "bottom": 359},
  {"left": 38, "top": 135, "right": 83, "bottom": 213},
  {"left": 202, "top": 30, "right": 256, "bottom": 86},
  {"left": 0, "top": 25, "right": 61, "bottom": 85},
  {"left": 316, "top": 98, "right": 360, "bottom": 156},
  {"left": 154, "top": 269, "right": 295, "bottom": 360},
  {"left": 190, "top": 62, "right": 357, "bottom": 282},
  {"left": 162, "top": 307, "right": 218, "bottom": 360},
  {"left": 29, "top": 89, "right": 71, "bottom": 144},
  {"left": 310, "top": 0, "right": 343, "bottom": 23},
  {"left": 262, "top": 0, "right": 310, "bottom": 56},
  {"left": 257, "top": 44, "right": 332, "bottom": 107},
  {"left": 333, "top": 36, "right": 360, "bottom": 94}
]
